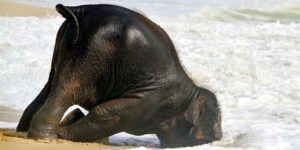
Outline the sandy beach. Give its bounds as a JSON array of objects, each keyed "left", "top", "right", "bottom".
[
  {"left": 0, "top": 1, "right": 57, "bottom": 17},
  {"left": 0, "top": 129, "right": 114, "bottom": 150}
]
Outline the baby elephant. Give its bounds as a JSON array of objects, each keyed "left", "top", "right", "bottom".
[{"left": 17, "top": 4, "right": 222, "bottom": 148}]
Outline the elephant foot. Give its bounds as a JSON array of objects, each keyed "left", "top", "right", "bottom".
[
  {"left": 27, "top": 124, "right": 59, "bottom": 141},
  {"left": 16, "top": 123, "right": 30, "bottom": 132}
]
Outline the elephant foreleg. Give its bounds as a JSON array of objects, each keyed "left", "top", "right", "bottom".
[
  {"left": 17, "top": 67, "right": 54, "bottom": 132},
  {"left": 59, "top": 98, "right": 141, "bottom": 142}
]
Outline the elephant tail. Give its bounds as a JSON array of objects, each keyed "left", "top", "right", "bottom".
[{"left": 56, "top": 4, "right": 80, "bottom": 44}]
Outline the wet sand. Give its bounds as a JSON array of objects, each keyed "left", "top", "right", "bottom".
[
  {"left": 0, "top": 107, "right": 134, "bottom": 150},
  {"left": 0, "top": 1, "right": 57, "bottom": 17},
  {"left": 0, "top": 107, "right": 132, "bottom": 149},
  {"left": 0, "top": 129, "right": 113, "bottom": 150},
  {"left": 0, "top": 107, "right": 112, "bottom": 150}
]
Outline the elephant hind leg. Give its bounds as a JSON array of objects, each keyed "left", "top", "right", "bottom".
[
  {"left": 17, "top": 81, "right": 51, "bottom": 132},
  {"left": 59, "top": 98, "right": 141, "bottom": 142}
]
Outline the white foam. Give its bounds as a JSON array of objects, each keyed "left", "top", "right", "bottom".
[{"left": 0, "top": 121, "right": 18, "bottom": 129}]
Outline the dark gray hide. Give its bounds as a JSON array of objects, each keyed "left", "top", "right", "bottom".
[{"left": 17, "top": 4, "right": 222, "bottom": 148}]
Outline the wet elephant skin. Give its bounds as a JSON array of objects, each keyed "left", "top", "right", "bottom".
[{"left": 17, "top": 4, "right": 222, "bottom": 148}]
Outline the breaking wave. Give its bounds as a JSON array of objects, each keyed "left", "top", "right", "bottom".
[{"left": 187, "top": 7, "right": 300, "bottom": 23}]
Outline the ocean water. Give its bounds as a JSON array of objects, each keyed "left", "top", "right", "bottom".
[{"left": 1, "top": 0, "right": 300, "bottom": 149}]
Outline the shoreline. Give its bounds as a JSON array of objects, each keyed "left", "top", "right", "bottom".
[
  {"left": 0, "top": 1, "right": 57, "bottom": 17},
  {"left": 0, "top": 106, "right": 22, "bottom": 123}
]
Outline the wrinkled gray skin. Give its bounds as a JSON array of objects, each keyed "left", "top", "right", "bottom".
[{"left": 17, "top": 4, "right": 222, "bottom": 148}]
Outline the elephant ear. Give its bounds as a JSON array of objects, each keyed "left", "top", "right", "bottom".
[
  {"left": 184, "top": 97, "right": 204, "bottom": 126},
  {"left": 56, "top": 4, "right": 80, "bottom": 44},
  {"left": 184, "top": 90, "right": 222, "bottom": 140}
]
